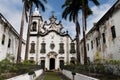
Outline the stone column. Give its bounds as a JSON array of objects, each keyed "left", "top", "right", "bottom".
[
  {"left": 36, "top": 19, "right": 41, "bottom": 64},
  {"left": 66, "top": 36, "right": 69, "bottom": 64}
]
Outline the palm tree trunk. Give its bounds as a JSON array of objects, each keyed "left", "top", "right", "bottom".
[
  {"left": 82, "top": 1, "right": 87, "bottom": 64},
  {"left": 17, "top": 4, "right": 25, "bottom": 63},
  {"left": 25, "top": 5, "right": 32, "bottom": 60},
  {"left": 76, "top": 33, "right": 80, "bottom": 63},
  {"left": 76, "top": 13, "right": 81, "bottom": 63},
  {"left": 83, "top": 27, "right": 87, "bottom": 64}
]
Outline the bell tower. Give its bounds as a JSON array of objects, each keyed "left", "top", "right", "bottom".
[{"left": 30, "top": 8, "right": 43, "bottom": 34}]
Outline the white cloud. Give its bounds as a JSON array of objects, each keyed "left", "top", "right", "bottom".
[
  {"left": 61, "top": 1, "right": 117, "bottom": 39},
  {"left": 86, "top": 2, "right": 115, "bottom": 32},
  {"left": 62, "top": 20, "right": 76, "bottom": 39},
  {"left": 0, "top": 0, "right": 117, "bottom": 39},
  {"left": 0, "top": 0, "right": 28, "bottom": 39},
  {"left": 41, "top": 3, "right": 54, "bottom": 20}
]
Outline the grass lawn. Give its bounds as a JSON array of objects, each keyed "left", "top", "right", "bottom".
[{"left": 43, "top": 72, "right": 61, "bottom": 80}]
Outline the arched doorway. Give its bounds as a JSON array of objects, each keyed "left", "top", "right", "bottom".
[{"left": 49, "top": 58, "right": 55, "bottom": 70}]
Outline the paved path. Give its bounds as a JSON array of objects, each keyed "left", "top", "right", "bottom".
[{"left": 36, "top": 71, "right": 71, "bottom": 80}]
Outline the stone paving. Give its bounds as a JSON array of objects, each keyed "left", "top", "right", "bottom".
[{"left": 36, "top": 71, "right": 71, "bottom": 80}]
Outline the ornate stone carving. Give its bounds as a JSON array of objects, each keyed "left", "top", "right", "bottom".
[
  {"left": 50, "top": 42, "right": 55, "bottom": 50},
  {"left": 47, "top": 51, "right": 58, "bottom": 58}
]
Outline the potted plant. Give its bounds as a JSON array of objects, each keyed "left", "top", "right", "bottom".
[
  {"left": 28, "top": 70, "right": 35, "bottom": 75},
  {"left": 28, "top": 70, "right": 36, "bottom": 80}
]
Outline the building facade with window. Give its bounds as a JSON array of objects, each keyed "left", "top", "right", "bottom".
[
  {"left": 28, "top": 8, "right": 76, "bottom": 70},
  {"left": 80, "top": 0, "right": 120, "bottom": 63},
  {"left": 0, "top": 13, "right": 25, "bottom": 62}
]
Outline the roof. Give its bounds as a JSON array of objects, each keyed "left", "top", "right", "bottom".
[
  {"left": 0, "top": 13, "right": 25, "bottom": 44},
  {"left": 86, "top": 0, "right": 120, "bottom": 38},
  {"left": 30, "top": 30, "right": 74, "bottom": 41}
]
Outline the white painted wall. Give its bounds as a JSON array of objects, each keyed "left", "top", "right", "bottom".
[
  {"left": 62, "top": 69, "right": 99, "bottom": 80},
  {"left": 0, "top": 13, "right": 25, "bottom": 62},
  {"left": 7, "top": 69, "right": 43, "bottom": 80}
]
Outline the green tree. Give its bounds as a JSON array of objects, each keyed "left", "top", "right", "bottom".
[
  {"left": 82, "top": 0, "right": 99, "bottom": 64},
  {"left": 62, "top": 0, "right": 82, "bottom": 63},
  {"left": 17, "top": 0, "right": 47, "bottom": 63},
  {"left": 62, "top": 0, "right": 99, "bottom": 64},
  {"left": 62, "top": 0, "right": 92, "bottom": 63}
]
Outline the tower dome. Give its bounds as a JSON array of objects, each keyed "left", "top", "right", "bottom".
[{"left": 33, "top": 8, "right": 41, "bottom": 16}]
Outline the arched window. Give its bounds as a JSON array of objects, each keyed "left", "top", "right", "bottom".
[
  {"left": 30, "top": 41, "right": 35, "bottom": 53},
  {"left": 32, "top": 22, "right": 37, "bottom": 31},
  {"left": 40, "top": 42, "right": 46, "bottom": 53},
  {"left": 1, "top": 34, "right": 5, "bottom": 45},
  {"left": 70, "top": 43, "right": 76, "bottom": 53},
  {"left": 59, "top": 43, "right": 64, "bottom": 54},
  {"left": 8, "top": 39, "right": 11, "bottom": 48},
  {"left": 111, "top": 26, "right": 116, "bottom": 39}
]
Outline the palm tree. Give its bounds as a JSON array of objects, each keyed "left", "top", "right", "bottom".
[
  {"left": 62, "top": 0, "right": 82, "bottom": 63},
  {"left": 25, "top": 0, "right": 47, "bottom": 61},
  {"left": 62, "top": 0, "right": 93, "bottom": 63},
  {"left": 82, "top": 0, "right": 99, "bottom": 64},
  {"left": 17, "top": 0, "right": 29, "bottom": 63},
  {"left": 62, "top": 0, "right": 99, "bottom": 64}
]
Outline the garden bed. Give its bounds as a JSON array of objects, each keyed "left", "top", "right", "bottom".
[
  {"left": 86, "top": 73, "right": 120, "bottom": 80},
  {"left": 0, "top": 59, "right": 42, "bottom": 80},
  {"left": 63, "top": 62, "right": 120, "bottom": 80}
]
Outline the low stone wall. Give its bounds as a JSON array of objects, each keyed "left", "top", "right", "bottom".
[
  {"left": 62, "top": 69, "right": 99, "bottom": 80},
  {"left": 7, "top": 69, "right": 43, "bottom": 80}
]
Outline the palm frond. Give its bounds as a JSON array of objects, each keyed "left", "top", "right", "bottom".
[
  {"left": 76, "top": 21, "right": 80, "bottom": 35},
  {"left": 90, "top": 0, "right": 100, "bottom": 6},
  {"left": 62, "top": 0, "right": 72, "bottom": 8},
  {"left": 23, "top": 0, "right": 29, "bottom": 22},
  {"left": 37, "top": 0, "right": 45, "bottom": 11},
  {"left": 42, "top": 0, "right": 47, "bottom": 3}
]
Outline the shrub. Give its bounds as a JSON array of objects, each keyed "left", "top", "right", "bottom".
[
  {"left": 0, "top": 59, "right": 12, "bottom": 73},
  {"left": 28, "top": 70, "right": 35, "bottom": 75},
  {"left": 22, "top": 60, "right": 35, "bottom": 65},
  {"left": 96, "top": 64, "right": 105, "bottom": 74},
  {"left": 0, "top": 59, "right": 41, "bottom": 79},
  {"left": 72, "top": 70, "right": 76, "bottom": 75},
  {"left": 0, "top": 76, "right": 5, "bottom": 80}
]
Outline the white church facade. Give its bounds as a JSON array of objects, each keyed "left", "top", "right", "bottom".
[{"left": 28, "top": 9, "right": 77, "bottom": 70}]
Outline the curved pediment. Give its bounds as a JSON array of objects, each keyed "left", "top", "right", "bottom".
[
  {"left": 43, "top": 15, "right": 63, "bottom": 33},
  {"left": 39, "top": 30, "right": 68, "bottom": 36},
  {"left": 47, "top": 51, "right": 58, "bottom": 58},
  {"left": 30, "top": 30, "right": 74, "bottom": 41}
]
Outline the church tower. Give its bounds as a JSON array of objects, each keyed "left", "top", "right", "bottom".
[{"left": 30, "top": 8, "right": 43, "bottom": 34}]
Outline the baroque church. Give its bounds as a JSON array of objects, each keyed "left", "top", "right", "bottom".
[
  {"left": 28, "top": 8, "right": 76, "bottom": 70},
  {"left": 1, "top": 0, "right": 120, "bottom": 71}
]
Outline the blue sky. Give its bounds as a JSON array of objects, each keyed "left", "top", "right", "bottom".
[{"left": 0, "top": 0, "right": 117, "bottom": 39}]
